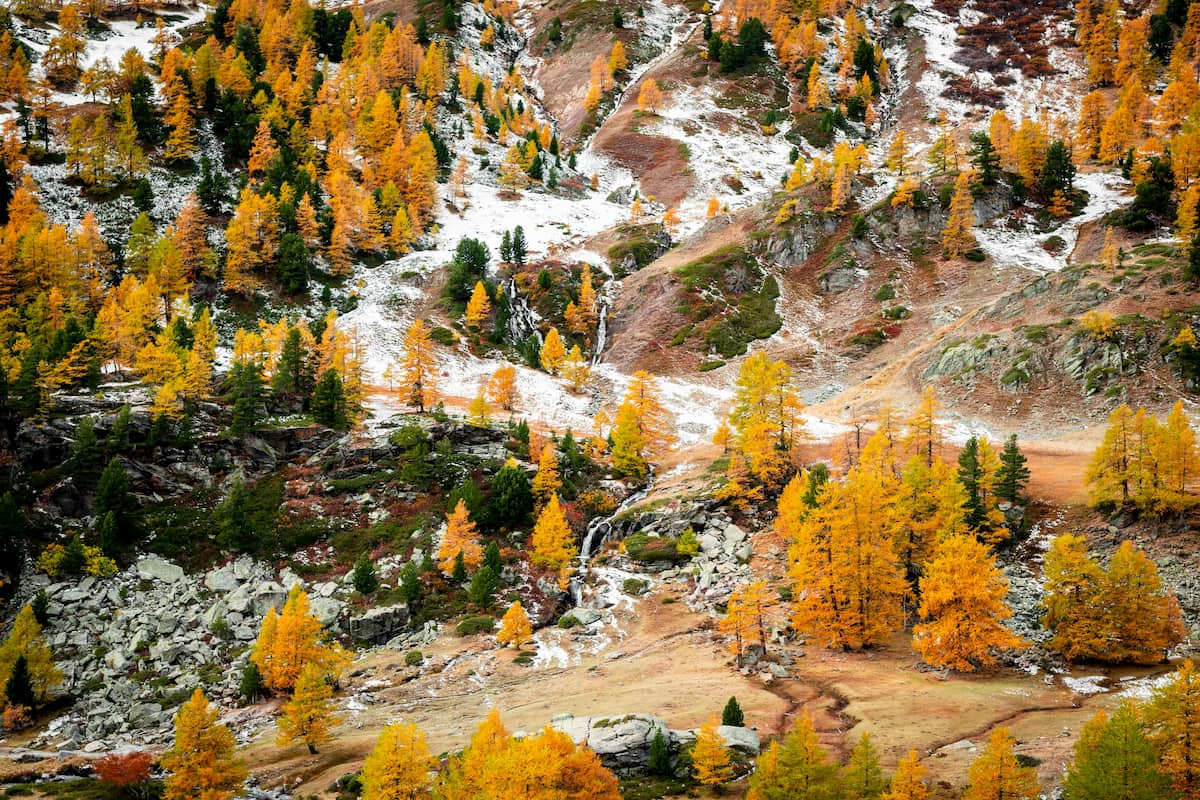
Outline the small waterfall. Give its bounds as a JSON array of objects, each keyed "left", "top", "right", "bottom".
[
  {"left": 504, "top": 277, "right": 543, "bottom": 347},
  {"left": 569, "top": 478, "right": 653, "bottom": 606},
  {"left": 591, "top": 297, "right": 609, "bottom": 365}
]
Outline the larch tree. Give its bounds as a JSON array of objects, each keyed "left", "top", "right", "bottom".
[
  {"left": 611, "top": 370, "right": 674, "bottom": 479},
  {"left": 941, "top": 170, "right": 978, "bottom": 258},
  {"left": 540, "top": 327, "right": 567, "bottom": 374},
  {"left": 497, "top": 600, "right": 533, "bottom": 649},
  {"left": 468, "top": 385, "right": 491, "bottom": 428},
  {"left": 1063, "top": 701, "right": 1175, "bottom": 800},
  {"left": 637, "top": 79, "right": 664, "bottom": 113},
  {"left": 789, "top": 432, "right": 909, "bottom": 650},
  {"left": 887, "top": 130, "right": 909, "bottom": 173},
  {"left": 914, "top": 535, "right": 1022, "bottom": 671},
  {"left": 1145, "top": 659, "right": 1200, "bottom": 797},
  {"left": 361, "top": 722, "right": 434, "bottom": 800},
  {"left": 531, "top": 442, "right": 562, "bottom": 508},
  {"left": 718, "top": 580, "right": 772, "bottom": 662},
  {"left": 0, "top": 605, "right": 61, "bottom": 704},
  {"left": 883, "top": 751, "right": 930, "bottom": 800},
  {"left": 530, "top": 494, "right": 577, "bottom": 573},
  {"left": 464, "top": 281, "right": 491, "bottom": 329},
  {"left": 561, "top": 345, "right": 592, "bottom": 392},
  {"left": 487, "top": 364, "right": 519, "bottom": 410},
  {"left": 746, "top": 711, "right": 842, "bottom": 800},
  {"left": 439, "top": 499, "right": 484, "bottom": 576},
  {"left": 161, "top": 689, "right": 247, "bottom": 800},
  {"left": 1042, "top": 534, "right": 1106, "bottom": 660},
  {"left": 398, "top": 319, "right": 438, "bottom": 412},
  {"left": 729, "top": 351, "right": 804, "bottom": 487},
  {"left": 692, "top": 717, "right": 733, "bottom": 787},
  {"left": 843, "top": 731, "right": 886, "bottom": 800},
  {"left": 275, "top": 662, "right": 338, "bottom": 754},
  {"left": 962, "top": 728, "right": 1040, "bottom": 800},
  {"left": 1102, "top": 540, "right": 1186, "bottom": 664},
  {"left": 250, "top": 586, "right": 344, "bottom": 693}
]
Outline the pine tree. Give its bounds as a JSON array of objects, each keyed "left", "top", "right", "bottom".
[
  {"left": 161, "top": 689, "right": 246, "bottom": 800},
  {"left": 361, "top": 722, "right": 434, "bottom": 800},
  {"left": 352, "top": 555, "right": 379, "bottom": 596},
  {"left": 4, "top": 654, "right": 34, "bottom": 709},
  {"left": 95, "top": 459, "right": 137, "bottom": 542},
  {"left": 311, "top": 369, "right": 349, "bottom": 430},
  {"left": 439, "top": 499, "right": 484, "bottom": 576},
  {"left": 914, "top": 535, "right": 1023, "bottom": 671},
  {"left": 496, "top": 600, "right": 532, "bottom": 648},
  {"left": 467, "top": 564, "right": 497, "bottom": 606},
  {"left": 648, "top": 729, "right": 671, "bottom": 776},
  {"left": 962, "top": 728, "right": 1039, "bottom": 800},
  {"left": 275, "top": 662, "right": 338, "bottom": 754},
  {"left": 692, "top": 717, "right": 733, "bottom": 787},
  {"left": 722, "top": 696, "right": 744, "bottom": 727},
  {"left": 1064, "top": 701, "right": 1174, "bottom": 800},
  {"left": 995, "top": 434, "right": 1029, "bottom": 504}
]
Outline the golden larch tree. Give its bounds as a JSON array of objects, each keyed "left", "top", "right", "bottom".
[
  {"left": 487, "top": 364, "right": 519, "bottom": 410},
  {"left": 540, "top": 327, "right": 567, "bottom": 374},
  {"left": 0, "top": 605, "right": 61, "bottom": 704},
  {"left": 941, "top": 170, "right": 978, "bottom": 258},
  {"left": 913, "top": 535, "right": 1023, "bottom": 671},
  {"left": 962, "top": 728, "right": 1039, "bottom": 800},
  {"left": 691, "top": 717, "right": 733, "bottom": 787},
  {"left": 530, "top": 494, "right": 577, "bottom": 572},
  {"left": 251, "top": 586, "right": 343, "bottom": 693},
  {"left": 718, "top": 580, "right": 772, "bottom": 661},
  {"left": 497, "top": 600, "right": 533, "bottom": 649},
  {"left": 637, "top": 79, "right": 664, "bottom": 113},
  {"left": 439, "top": 499, "right": 484, "bottom": 576},
  {"left": 398, "top": 319, "right": 438, "bottom": 412},
  {"left": 465, "top": 281, "right": 491, "bottom": 329},
  {"left": 361, "top": 722, "right": 434, "bottom": 800},
  {"left": 1145, "top": 659, "right": 1200, "bottom": 796},
  {"left": 161, "top": 689, "right": 247, "bottom": 800},
  {"left": 884, "top": 750, "right": 930, "bottom": 800},
  {"left": 276, "top": 662, "right": 338, "bottom": 754},
  {"left": 531, "top": 442, "right": 561, "bottom": 508}
]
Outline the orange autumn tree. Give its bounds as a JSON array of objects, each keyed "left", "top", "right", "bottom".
[
  {"left": 439, "top": 499, "right": 484, "bottom": 575},
  {"left": 465, "top": 281, "right": 492, "bottom": 330},
  {"left": 692, "top": 717, "right": 734, "bottom": 787},
  {"left": 530, "top": 494, "right": 577, "bottom": 574},
  {"left": 275, "top": 661, "right": 338, "bottom": 754},
  {"left": 1145, "top": 659, "right": 1200, "bottom": 796},
  {"left": 361, "top": 722, "right": 434, "bottom": 800},
  {"left": 718, "top": 580, "right": 773, "bottom": 662},
  {"left": 913, "top": 535, "right": 1023, "bottom": 672},
  {"left": 884, "top": 750, "right": 930, "bottom": 800},
  {"left": 1042, "top": 533, "right": 1105, "bottom": 660},
  {"left": 789, "top": 432, "right": 909, "bottom": 650},
  {"left": 437, "top": 710, "right": 620, "bottom": 800},
  {"left": 251, "top": 586, "right": 346, "bottom": 693},
  {"left": 161, "top": 689, "right": 246, "bottom": 800},
  {"left": 398, "top": 319, "right": 438, "bottom": 412},
  {"left": 531, "top": 442, "right": 561, "bottom": 508},
  {"left": 611, "top": 370, "right": 675, "bottom": 479},
  {"left": 962, "top": 728, "right": 1039, "bottom": 800},
  {"left": 487, "top": 363, "right": 519, "bottom": 410},
  {"left": 497, "top": 600, "right": 533, "bottom": 649}
]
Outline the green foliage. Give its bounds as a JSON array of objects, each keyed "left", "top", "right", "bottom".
[
  {"left": 352, "top": 555, "right": 379, "bottom": 596},
  {"left": 468, "top": 564, "right": 499, "bottom": 607},
  {"left": 311, "top": 369, "right": 349, "bottom": 430},
  {"left": 996, "top": 434, "right": 1030, "bottom": 504},
  {"left": 1063, "top": 700, "right": 1174, "bottom": 800},
  {"left": 455, "top": 615, "right": 495, "bottom": 636},
  {"left": 213, "top": 476, "right": 282, "bottom": 555},
  {"left": 489, "top": 463, "right": 533, "bottom": 527},
  {"left": 5, "top": 654, "right": 34, "bottom": 708},
  {"left": 676, "top": 527, "right": 700, "bottom": 557},
  {"left": 405, "top": 650, "right": 424, "bottom": 667},
  {"left": 96, "top": 460, "right": 138, "bottom": 545},
  {"left": 399, "top": 561, "right": 422, "bottom": 606},
  {"left": 239, "top": 661, "right": 264, "bottom": 704},
  {"left": 721, "top": 696, "right": 744, "bottom": 726},
  {"left": 648, "top": 729, "right": 672, "bottom": 776},
  {"left": 624, "top": 533, "right": 678, "bottom": 563},
  {"left": 451, "top": 550, "right": 467, "bottom": 583},
  {"left": 71, "top": 417, "right": 103, "bottom": 488}
]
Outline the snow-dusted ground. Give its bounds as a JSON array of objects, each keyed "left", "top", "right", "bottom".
[
  {"left": 974, "top": 172, "right": 1131, "bottom": 273},
  {"left": 642, "top": 83, "right": 795, "bottom": 235}
]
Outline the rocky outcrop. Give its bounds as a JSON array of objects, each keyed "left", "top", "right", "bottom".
[
  {"left": 551, "top": 713, "right": 759, "bottom": 775},
  {"left": 348, "top": 605, "right": 410, "bottom": 644}
]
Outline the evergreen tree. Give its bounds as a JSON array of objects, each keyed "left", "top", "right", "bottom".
[
  {"left": 4, "top": 654, "right": 35, "bottom": 708},
  {"left": 311, "top": 369, "right": 349, "bottom": 430},
  {"left": 240, "top": 661, "right": 265, "bottom": 704},
  {"left": 511, "top": 225, "right": 527, "bottom": 265},
  {"left": 648, "top": 729, "right": 671, "bottom": 776},
  {"left": 352, "top": 555, "right": 379, "bottom": 595},
  {"left": 1042, "top": 140, "right": 1076, "bottom": 196},
  {"left": 969, "top": 132, "right": 1001, "bottom": 186},
  {"left": 995, "top": 434, "right": 1030, "bottom": 504},
  {"left": 722, "top": 696, "right": 744, "bottom": 726},
  {"left": 95, "top": 459, "right": 137, "bottom": 539},
  {"left": 483, "top": 540, "right": 502, "bottom": 575},
  {"left": 71, "top": 416, "right": 103, "bottom": 487},
  {"left": 271, "top": 326, "right": 313, "bottom": 401},
  {"left": 277, "top": 232, "right": 309, "bottom": 293},
  {"left": 0, "top": 158, "right": 12, "bottom": 226},
  {"left": 229, "top": 360, "right": 267, "bottom": 435},
  {"left": 400, "top": 561, "right": 422, "bottom": 606},
  {"left": 957, "top": 437, "right": 986, "bottom": 528},
  {"left": 500, "top": 229, "right": 513, "bottom": 263},
  {"left": 451, "top": 550, "right": 467, "bottom": 583},
  {"left": 196, "top": 156, "right": 229, "bottom": 214},
  {"left": 489, "top": 462, "right": 533, "bottom": 527},
  {"left": 468, "top": 564, "right": 498, "bottom": 607},
  {"left": 844, "top": 732, "right": 887, "bottom": 800}
]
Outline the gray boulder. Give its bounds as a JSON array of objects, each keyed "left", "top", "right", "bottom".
[
  {"left": 552, "top": 714, "right": 669, "bottom": 774},
  {"left": 347, "top": 604, "right": 410, "bottom": 643},
  {"left": 136, "top": 555, "right": 184, "bottom": 583}
]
